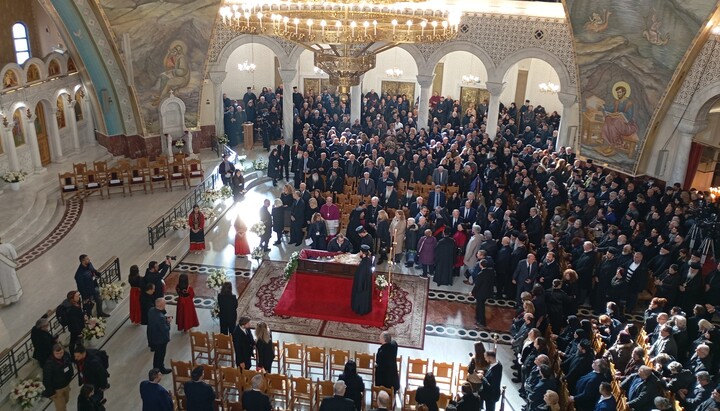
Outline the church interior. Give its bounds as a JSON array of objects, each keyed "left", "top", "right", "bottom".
[{"left": 1, "top": 0, "right": 720, "bottom": 410}]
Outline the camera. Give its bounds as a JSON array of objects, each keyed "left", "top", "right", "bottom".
[{"left": 166, "top": 255, "right": 177, "bottom": 261}]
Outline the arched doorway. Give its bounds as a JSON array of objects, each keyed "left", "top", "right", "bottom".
[
  {"left": 34, "top": 103, "right": 52, "bottom": 166},
  {"left": 686, "top": 97, "right": 720, "bottom": 190},
  {"left": 430, "top": 51, "right": 489, "bottom": 122}
]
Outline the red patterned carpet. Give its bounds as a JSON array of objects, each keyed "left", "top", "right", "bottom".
[{"left": 241, "top": 261, "right": 428, "bottom": 349}]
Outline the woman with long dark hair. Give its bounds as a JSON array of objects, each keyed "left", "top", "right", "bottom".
[
  {"left": 128, "top": 265, "right": 142, "bottom": 325},
  {"left": 175, "top": 273, "right": 199, "bottom": 332},
  {"left": 415, "top": 373, "right": 440, "bottom": 411},
  {"left": 254, "top": 321, "right": 274, "bottom": 372},
  {"left": 338, "top": 360, "right": 365, "bottom": 411},
  {"left": 188, "top": 204, "right": 205, "bottom": 254},
  {"left": 217, "top": 282, "right": 237, "bottom": 335}
]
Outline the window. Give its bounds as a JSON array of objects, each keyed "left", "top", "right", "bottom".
[{"left": 12, "top": 23, "right": 30, "bottom": 65}]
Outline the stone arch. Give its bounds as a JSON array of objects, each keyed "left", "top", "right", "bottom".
[
  {"left": 397, "top": 44, "right": 427, "bottom": 73},
  {"left": 1, "top": 65, "right": 23, "bottom": 89},
  {"left": 683, "top": 82, "right": 720, "bottom": 124},
  {"left": 495, "top": 48, "right": 573, "bottom": 94},
  {"left": 287, "top": 44, "right": 309, "bottom": 70},
  {"left": 210, "top": 34, "right": 292, "bottom": 71},
  {"left": 421, "top": 40, "right": 496, "bottom": 78}
]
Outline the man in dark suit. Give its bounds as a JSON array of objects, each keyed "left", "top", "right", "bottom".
[
  {"left": 408, "top": 198, "right": 425, "bottom": 221},
  {"left": 358, "top": 172, "right": 376, "bottom": 196},
  {"left": 512, "top": 253, "right": 539, "bottom": 303},
  {"left": 678, "top": 371, "right": 713, "bottom": 411},
  {"left": 427, "top": 185, "right": 446, "bottom": 209},
  {"left": 528, "top": 364, "right": 557, "bottom": 410},
  {"left": 459, "top": 200, "right": 476, "bottom": 225},
  {"left": 593, "top": 382, "right": 617, "bottom": 411},
  {"left": 259, "top": 199, "right": 273, "bottom": 252},
  {"left": 290, "top": 191, "right": 306, "bottom": 246},
  {"left": 375, "top": 331, "right": 399, "bottom": 393},
  {"left": 453, "top": 383, "right": 481, "bottom": 411},
  {"left": 184, "top": 366, "right": 215, "bottom": 411},
  {"left": 139, "top": 368, "right": 173, "bottom": 411},
  {"left": 620, "top": 366, "right": 661, "bottom": 411},
  {"left": 242, "top": 374, "right": 272, "bottom": 411},
  {"left": 480, "top": 351, "right": 502, "bottom": 411},
  {"left": 319, "top": 381, "right": 356, "bottom": 411},
  {"left": 74, "top": 254, "right": 109, "bottom": 318},
  {"left": 472, "top": 259, "right": 495, "bottom": 329},
  {"left": 144, "top": 257, "right": 173, "bottom": 301},
  {"left": 276, "top": 139, "right": 291, "bottom": 180},
  {"left": 146, "top": 298, "right": 172, "bottom": 373},
  {"left": 232, "top": 316, "right": 255, "bottom": 369},
  {"left": 571, "top": 359, "right": 608, "bottom": 410}
]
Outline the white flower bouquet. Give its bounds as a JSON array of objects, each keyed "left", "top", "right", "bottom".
[
  {"left": 284, "top": 251, "right": 300, "bottom": 280},
  {"left": 200, "top": 207, "right": 216, "bottom": 219},
  {"left": 82, "top": 317, "right": 106, "bottom": 340},
  {"left": 2, "top": 170, "right": 28, "bottom": 183},
  {"left": 10, "top": 379, "right": 44, "bottom": 410},
  {"left": 204, "top": 189, "right": 222, "bottom": 203},
  {"left": 251, "top": 246, "right": 265, "bottom": 260},
  {"left": 217, "top": 134, "right": 229, "bottom": 145},
  {"left": 253, "top": 159, "right": 267, "bottom": 170},
  {"left": 171, "top": 217, "right": 189, "bottom": 230},
  {"left": 250, "top": 221, "right": 266, "bottom": 236},
  {"left": 220, "top": 185, "right": 233, "bottom": 199},
  {"left": 211, "top": 299, "right": 220, "bottom": 319},
  {"left": 237, "top": 155, "right": 247, "bottom": 164},
  {"left": 174, "top": 139, "right": 185, "bottom": 148},
  {"left": 100, "top": 282, "right": 126, "bottom": 302},
  {"left": 375, "top": 275, "right": 389, "bottom": 290},
  {"left": 206, "top": 268, "right": 228, "bottom": 290}
]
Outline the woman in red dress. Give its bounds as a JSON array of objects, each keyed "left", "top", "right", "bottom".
[
  {"left": 175, "top": 273, "right": 199, "bottom": 332},
  {"left": 453, "top": 223, "right": 469, "bottom": 277},
  {"left": 128, "top": 264, "right": 142, "bottom": 325},
  {"left": 188, "top": 205, "right": 205, "bottom": 254},
  {"left": 234, "top": 215, "right": 250, "bottom": 257}
]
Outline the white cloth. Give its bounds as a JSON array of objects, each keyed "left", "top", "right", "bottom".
[
  {"left": 0, "top": 243, "right": 22, "bottom": 305},
  {"left": 326, "top": 219, "right": 339, "bottom": 235}
]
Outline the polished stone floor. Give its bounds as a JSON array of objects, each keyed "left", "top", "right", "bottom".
[{"left": 0, "top": 148, "right": 524, "bottom": 411}]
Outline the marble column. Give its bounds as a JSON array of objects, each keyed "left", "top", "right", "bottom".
[
  {"left": 82, "top": 96, "right": 96, "bottom": 146},
  {"left": 670, "top": 120, "right": 707, "bottom": 187},
  {"left": 166, "top": 134, "right": 174, "bottom": 163},
  {"left": 66, "top": 99, "right": 81, "bottom": 152},
  {"left": 350, "top": 84, "right": 362, "bottom": 125},
  {"left": 279, "top": 68, "right": 297, "bottom": 142},
  {"left": 556, "top": 91, "right": 578, "bottom": 151},
  {"left": 209, "top": 71, "right": 227, "bottom": 137},
  {"left": 21, "top": 111, "right": 46, "bottom": 173},
  {"left": 416, "top": 74, "right": 434, "bottom": 131},
  {"left": 185, "top": 131, "right": 195, "bottom": 156},
  {"left": 0, "top": 124, "right": 20, "bottom": 171},
  {"left": 485, "top": 81, "right": 505, "bottom": 140},
  {"left": 46, "top": 107, "right": 65, "bottom": 162}
]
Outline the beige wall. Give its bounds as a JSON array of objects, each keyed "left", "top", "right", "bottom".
[
  {"left": 0, "top": 0, "right": 42, "bottom": 65},
  {"left": 31, "top": 0, "right": 66, "bottom": 58}
]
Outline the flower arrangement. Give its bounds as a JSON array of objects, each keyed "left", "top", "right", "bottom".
[
  {"left": 284, "top": 251, "right": 300, "bottom": 280},
  {"left": 220, "top": 185, "right": 233, "bottom": 199},
  {"left": 251, "top": 246, "right": 265, "bottom": 261},
  {"left": 174, "top": 139, "right": 185, "bottom": 148},
  {"left": 81, "top": 317, "right": 106, "bottom": 340},
  {"left": 250, "top": 221, "right": 266, "bottom": 237},
  {"left": 211, "top": 299, "right": 220, "bottom": 320},
  {"left": 10, "top": 379, "right": 44, "bottom": 410},
  {"left": 206, "top": 268, "right": 228, "bottom": 290},
  {"left": 171, "top": 217, "right": 189, "bottom": 230},
  {"left": 200, "top": 207, "right": 216, "bottom": 219},
  {"left": 204, "top": 189, "right": 222, "bottom": 203},
  {"left": 375, "top": 274, "right": 389, "bottom": 290},
  {"left": 217, "top": 134, "right": 229, "bottom": 145},
  {"left": 2, "top": 170, "right": 28, "bottom": 183},
  {"left": 237, "top": 155, "right": 247, "bottom": 164},
  {"left": 253, "top": 159, "right": 267, "bottom": 170},
  {"left": 100, "top": 282, "right": 126, "bottom": 302}
]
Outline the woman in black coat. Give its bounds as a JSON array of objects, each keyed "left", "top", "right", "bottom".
[
  {"left": 376, "top": 210, "right": 391, "bottom": 264},
  {"left": 415, "top": 373, "right": 440, "bottom": 411},
  {"left": 268, "top": 149, "right": 281, "bottom": 186},
  {"left": 271, "top": 199, "right": 285, "bottom": 245},
  {"left": 217, "top": 282, "right": 238, "bottom": 335},
  {"left": 254, "top": 322, "right": 275, "bottom": 372},
  {"left": 309, "top": 213, "right": 328, "bottom": 250},
  {"left": 77, "top": 384, "right": 105, "bottom": 411},
  {"left": 339, "top": 360, "right": 365, "bottom": 411}
]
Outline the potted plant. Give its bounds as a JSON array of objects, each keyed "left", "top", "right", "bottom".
[
  {"left": 217, "top": 134, "right": 229, "bottom": 153},
  {"left": 3, "top": 170, "right": 28, "bottom": 191},
  {"left": 174, "top": 139, "right": 185, "bottom": 153},
  {"left": 171, "top": 216, "right": 190, "bottom": 239}
]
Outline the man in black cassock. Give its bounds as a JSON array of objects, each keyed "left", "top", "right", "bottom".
[{"left": 351, "top": 244, "right": 373, "bottom": 315}]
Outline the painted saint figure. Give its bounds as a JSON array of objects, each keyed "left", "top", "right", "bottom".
[
  {"left": 601, "top": 82, "right": 638, "bottom": 147},
  {"left": 155, "top": 41, "right": 191, "bottom": 103}
]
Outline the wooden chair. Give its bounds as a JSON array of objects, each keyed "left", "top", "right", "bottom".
[
  {"left": 405, "top": 358, "right": 430, "bottom": 390},
  {"left": 241, "top": 369, "right": 264, "bottom": 393},
  {"left": 455, "top": 363, "right": 469, "bottom": 395},
  {"left": 438, "top": 392, "right": 453, "bottom": 410},
  {"left": 128, "top": 165, "right": 150, "bottom": 195},
  {"left": 402, "top": 388, "right": 417, "bottom": 411},
  {"left": 305, "top": 346, "right": 327, "bottom": 380},
  {"left": 190, "top": 331, "right": 213, "bottom": 365},
  {"left": 59, "top": 172, "right": 80, "bottom": 205},
  {"left": 266, "top": 373, "right": 289, "bottom": 409},
  {"left": 329, "top": 349, "right": 351, "bottom": 379},
  {"left": 282, "top": 342, "right": 304, "bottom": 376},
  {"left": 273, "top": 341, "right": 281, "bottom": 374},
  {"left": 199, "top": 363, "right": 219, "bottom": 391},
  {"left": 432, "top": 362, "right": 455, "bottom": 393},
  {"left": 213, "top": 333, "right": 235, "bottom": 366},
  {"left": 149, "top": 158, "right": 169, "bottom": 192},
  {"left": 82, "top": 169, "right": 105, "bottom": 200},
  {"left": 168, "top": 160, "right": 188, "bottom": 191},
  {"left": 371, "top": 386, "right": 395, "bottom": 409},
  {"left": 93, "top": 160, "right": 108, "bottom": 174},
  {"left": 105, "top": 166, "right": 128, "bottom": 198},
  {"left": 315, "top": 380, "right": 335, "bottom": 411},
  {"left": 289, "top": 376, "right": 314, "bottom": 410},
  {"left": 136, "top": 157, "right": 150, "bottom": 169},
  {"left": 171, "top": 360, "right": 193, "bottom": 394},
  {"left": 73, "top": 162, "right": 87, "bottom": 175},
  {"left": 355, "top": 352, "right": 376, "bottom": 387},
  {"left": 186, "top": 159, "right": 204, "bottom": 186},
  {"left": 219, "top": 366, "right": 243, "bottom": 407}
]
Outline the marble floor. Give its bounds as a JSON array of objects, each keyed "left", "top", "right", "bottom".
[{"left": 0, "top": 148, "right": 525, "bottom": 411}]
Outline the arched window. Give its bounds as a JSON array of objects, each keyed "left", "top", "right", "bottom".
[{"left": 12, "top": 22, "right": 31, "bottom": 65}]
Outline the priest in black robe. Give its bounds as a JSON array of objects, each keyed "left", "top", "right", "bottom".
[
  {"left": 351, "top": 244, "right": 373, "bottom": 315},
  {"left": 433, "top": 229, "right": 456, "bottom": 286}
]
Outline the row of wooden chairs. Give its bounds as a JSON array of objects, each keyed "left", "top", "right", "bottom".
[{"left": 58, "top": 156, "right": 204, "bottom": 204}]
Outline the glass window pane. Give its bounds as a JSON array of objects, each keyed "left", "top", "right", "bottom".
[
  {"left": 16, "top": 52, "right": 29, "bottom": 65},
  {"left": 12, "top": 23, "right": 27, "bottom": 38},
  {"left": 14, "top": 39, "right": 28, "bottom": 52}
]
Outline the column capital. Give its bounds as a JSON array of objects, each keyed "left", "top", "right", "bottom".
[
  {"left": 278, "top": 68, "right": 297, "bottom": 84},
  {"left": 416, "top": 74, "right": 434, "bottom": 88},
  {"left": 485, "top": 81, "right": 505, "bottom": 96},
  {"left": 557, "top": 91, "right": 578, "bottom": 107},
  {"left": 208, "top": 71, "right": 227, "bottom": 85},
  {"left": 677, "top": 119, "right": 708, "bottom": 135}
]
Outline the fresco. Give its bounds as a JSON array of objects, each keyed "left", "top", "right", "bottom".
[
  {"left": 98, "top": 0, "right": 220, "bottom": 134},
  {"left": 566, "top": 0, "right": 716, "bottom": 173}
]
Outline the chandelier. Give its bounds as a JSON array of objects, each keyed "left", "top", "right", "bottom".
[
  {"left": 218, "top": 0, "right": 462, "bottom": 89},
  {"left": 462, "top": 74, "right": 480, "bottom": 85},
  {"left": 385, "top": 67, "right": 403, "bottom": 78},
  {"left": 538, "top": 82, "right": 560, "bottom": 94},
  {"left": 238, "top": 60, "right": 257, "bottom": 72}
]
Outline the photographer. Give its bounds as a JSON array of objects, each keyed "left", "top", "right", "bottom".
[
  {"left": 144, "top": 257, "right": 174, "bottom": 301},
  {"left": 74, "top": 255, "right": 109, "bottom": 318},
  {"left": 218, "top": 153, "right": 236, "bottom": 186}
]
